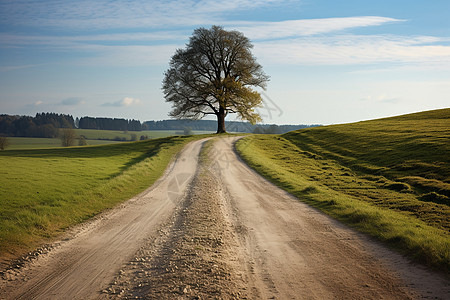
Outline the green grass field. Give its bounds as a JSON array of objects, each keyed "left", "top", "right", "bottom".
[
  {"left": 6, "top": 137, "right": 121, "bottom": 150},
  {"left": 236, "top": 108, "right": 450, "bottom": 273},
  {"left": 0, "top": 135, "right": 206, "bottom": 264},
  {"left": 5, "top": 129, "right": 215, "bottom": 150},
  {"left": 75, "top": 129, "right": 214, "bottom": 141},
  {"left": 74, "top": 129, "right": 179, "bottom": 140}
]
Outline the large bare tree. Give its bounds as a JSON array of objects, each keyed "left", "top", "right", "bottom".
[{"left": 162, "top": 26, "right": 269, "bottom": 133}]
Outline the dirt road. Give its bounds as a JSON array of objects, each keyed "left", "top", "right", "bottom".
[
  {"left": 0, "top": 139, "right": 207, "bottom": 299},
  {"left": 1, "top": 137, "right": 449, "bottom": 299}
]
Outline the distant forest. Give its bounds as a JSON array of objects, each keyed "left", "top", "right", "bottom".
[
  {"left": 0, "top": 113, "right": 75, "bottom": 138},
  {"left": 0, "top": 113, "right": 320, "bottom": 137},
  {"left": 78, "top": 117, "right": 142, "bottom": 131},
  {"left": 144, "top": 120, "right": 320, "bottom": 133}
]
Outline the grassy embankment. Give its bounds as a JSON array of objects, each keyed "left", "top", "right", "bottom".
[
  {"left": 236, "top": 108, "right": 449, "bottom": 273},
  {"left": 6, "top": 129, "right": 214, "bottom": 150},
  {"left": 0, "top": 135, "right": 206, "bottom": 265}
]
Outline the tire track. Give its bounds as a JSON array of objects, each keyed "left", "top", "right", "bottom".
[{"left": 101, "top": 140, "right": 248, "bottom": 299}]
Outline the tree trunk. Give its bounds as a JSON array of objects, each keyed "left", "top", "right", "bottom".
[{"left": 216, "top": 108, "right": 226, "bottom": 134}]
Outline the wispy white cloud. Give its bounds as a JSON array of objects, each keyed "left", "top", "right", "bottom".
[
  {"left": 0, "top": 0, "right": 286, "bottom": 30},
  {"left": 3, "top": 32, "right": 448, "bottom": 69},
  {"left": 0, "top": 16, "right": 402, "bottom": 48},
  {"left": 102, "top": 97, "right": 141, "bottom": 107},
  {"left": 0, "top": 31, "right": 187, "bottom": 46},
  {"left": 232, "top": 16, "right": 403, "bottom": 40},
  {"left": 0, "top": 32, "right": 182, "bottom": 67},
  {"left": 254, "top": 35, "right": 450, "bottom": 66},
  {"left": 1, "top": 1, "right": 448, "bottom": 70}
]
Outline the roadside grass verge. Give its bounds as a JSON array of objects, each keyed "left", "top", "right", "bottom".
[
  {"left": 236, "top": 109, "right": 449, "bottom": 273},
  {"left": 0, "top": 135, "right": 206, "bottom": 265}
]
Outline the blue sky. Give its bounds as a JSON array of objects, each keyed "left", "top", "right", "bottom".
[{"left": 1, "top": 0, "right": 449, "bottom": 125}]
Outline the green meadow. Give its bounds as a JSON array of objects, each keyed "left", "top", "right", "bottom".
[
  {"left": 6, "top": 129, "right": 214, "bottom": 150},
  {"left": 6, "top": 137, "right": 121, "bottom": 150},
  {"left": 236, "top": 108, "right": 450, "bottom": 273},
  {"left": 74, "top": 129, "right": 190, "bottom": 140},
  {"left": 0, "top": 135, "right": 205, "bottom": 264}
]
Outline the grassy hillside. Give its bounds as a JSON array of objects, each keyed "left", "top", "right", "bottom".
[
  {"left": 0, "top": 135, "right": 204, "bottom": 265},
  {"left": 284, "top": 108, "right": 449, "bottom": 202},
  {"left": 236, "top": 108, "right": 449, "bottom": 273}
]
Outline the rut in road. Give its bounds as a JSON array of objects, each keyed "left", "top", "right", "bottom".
[
  {"left": 101, "top": 140, "right": 248, "bottom": 299},
  {"left": 1, "top": 137, "right": 449, "bottom": 299}
]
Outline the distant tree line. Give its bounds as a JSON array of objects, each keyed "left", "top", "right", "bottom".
[
  {"left": 78, "top": 117, "right": 142, "bottom": 131},
  {"left": 0, "top": 113, "right": 321, "bottom": 138},
  {"left": 0, "top": 113, "right": 74, "bottom": 138},
  {"left": 144, "top": 120, "right": 320, "bottom": 134},
  {"left": 145, "top": 120, "right": 216, "bottom": 131},
  {"left": 0, "top": 113, "right": 144, "bottom": 137}
]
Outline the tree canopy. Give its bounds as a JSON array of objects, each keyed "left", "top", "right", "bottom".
[{"left": 162, "top": 26, "right": 269, "bottom": 133}]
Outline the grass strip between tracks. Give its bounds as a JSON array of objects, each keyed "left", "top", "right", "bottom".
[
  {"left": 236, "top": 127, "right": 449, "bottom": 274},
  {"left": 0, "top": 135, "right": 207, "bottom": 264}
]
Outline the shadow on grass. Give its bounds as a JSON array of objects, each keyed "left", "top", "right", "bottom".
[
  {"left": 0, "top": 136, "right": 192, "bottom": 183},
  {"left": 0, "top": 136, "right": 190, "bottom": 160},
  {"left": 111, "top": 137, "right": 185, "bottom": 177}
]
